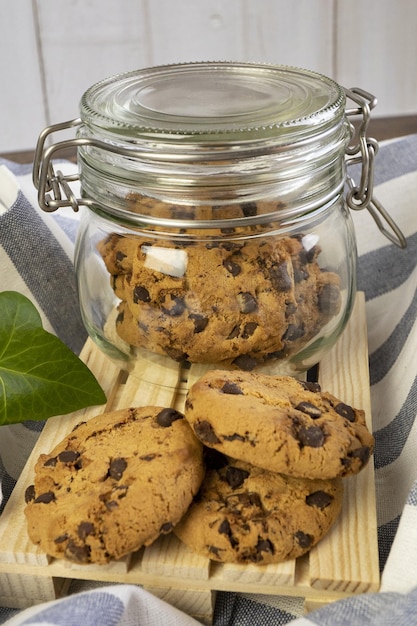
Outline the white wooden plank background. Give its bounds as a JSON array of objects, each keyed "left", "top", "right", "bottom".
[{"left": 0, "top": 0, "right": 416, "bottom": 153}]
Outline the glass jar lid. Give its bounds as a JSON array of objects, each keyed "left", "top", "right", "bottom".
[
  {"left": 80, "top": 62, "right": 346, "bottom": 145},
  {"left": 33, "top": 62, "right": 407, "bottom": 247}
]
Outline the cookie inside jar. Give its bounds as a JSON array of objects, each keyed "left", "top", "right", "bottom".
[{"left": 97, "top": 192, "right": 346, "bottom": 374}]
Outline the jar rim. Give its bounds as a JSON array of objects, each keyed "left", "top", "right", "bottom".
[{"left": 79, "top": 61, "right": 346, "bottom": 145}]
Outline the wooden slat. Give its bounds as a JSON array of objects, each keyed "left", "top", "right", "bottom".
[
  {"left": 220, "top": 559, "right": 295, "bottom": 587},
  {"left": 116, "top": 348, "right": 183, "bottom": 408},
  {"left": 309, "top": 292, "right": 379, "bottom": 593},
  {"left": 141, "top": 534, "right": 210, "bottom": 580},
  {"left": 0, "top": 574, "right": 69, "bottom": 610}
]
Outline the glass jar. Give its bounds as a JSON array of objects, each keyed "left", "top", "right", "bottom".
[{"left": 33, "top": 62, "right": 405, "bottom": 377}]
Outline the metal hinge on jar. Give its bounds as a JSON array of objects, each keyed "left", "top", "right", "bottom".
[
  {"left": 32, "top": 118, "right": 82, "bottom": 212},
  {"left": 344, "top": 87, "right": 407, "bottom": 248}
]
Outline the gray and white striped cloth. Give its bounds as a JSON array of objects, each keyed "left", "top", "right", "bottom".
[{"left": 0, "top": 133, "right": 416, "bottom": 625}]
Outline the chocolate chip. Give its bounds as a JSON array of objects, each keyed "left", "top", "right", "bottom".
[
  {"left": 295, "top": 530, "right": 313, "bottom": 549},
  {"left": 156, "top": 408, "right": 183, "bottom": 427},
  {"left": 270, "top": 262, "right": 293, "bottom": 291},
  {"left": 219, "top": 518, "right": 231, "bottom": 536},
  {"left": 209, "top": 545, "right": 223, "bottom": 558},
  {"left": 218, "top": 519, "right": 238, "bottom": 548},
  {"left": 172, "top": 208, "right": 195, "bottom": 220},
  {"left": 237, "top": 292, "right": 257, "bottom": 313},
  {"left": 282, "top": 324, "right": 305, "bottom": 342},
  {"left": 223, "top": 433, "right": 245, "bottom": 442},
  {"left": 25, "top": 485, "right": 35, "bottom": 503},
  {"left": 242, "top": 322, "right": 258, "bottom": 338},
  {"left": 164, "top": 346, "right": 189, "bottom": 362},
  {"left": 140, "top": 453, "right": 158, "bottom": 461},
  {"left": 256, "top": 538, "right": 274, "bottom": 555},
  {"left": 116, "top": 309, "right": 125, "bottom": 324},
  {"left": 318, "top": 283, "right": 340, "bottom": 315},
  {"left": 223, "top": 259, "right": 241, "bottom": 276},
  {"left": 299, "top": 380, "right": 321, "bottom": 393},
  {"left": 300, "top": 246, "right": 317, "bottom": 264},
  {"left": 240, "top": 202, "right": 258, "bottom": 217},
  {"left": 54, "top": 533, "right": 69, "bottom": 544},
  {"left": 34, "top": 491, "right": 55, "bottom": 504},
  {"left": 115, "top": 250, "right": 127, "bottom": 264},
  {"left": 350, "top": 446, "right": 371, "bottom": 466},
  {"left": 105, "top": 500, "right": 118, "bottom": 511},
  {"left": 293, "top": 263, "right": 309, "bottom": 282},
  {"left": 193, "top": 421, "right": 221, "bottom": 444},
  {"left": 285, "top": 302, "right": 297, "bottom": 316},
  {"left": 162, "top": 295, "right": 185, "bottom": 316},
  {"left": 160, "top": 522, "right": 173, "bottom": 534},
  {"left": 335, "top": 402, "right": 356, "bottom": 422},
  {"left": 227, "top": 325, "right": 241, "bottom": 339},
  {"left": 297, "top": 425, "right": 324, "bottom": 448},
  {"left": 43, "top": 457, "right": 57, "bottom": 467},
  {"left": 265, "top": 349, "right": 286, "bottom": 360},
  {"left": 78, "top": 521, "right": 94, "bottom": 540},
  {"left": 58, "top": 450, "right": 80, "bottom": 464},
  {"left": 306, "top": 491, "right": 334, "bottom": 509},
  {"left": 115, "top": 485, "right": 129, "bottom": 499},
  {"left": 133, "top": 285, "right": 151, "bottom": 303},
  {"left": 221, "top": 382, "right": 243, "bottom": 395},
  {"left": 296, "top": 402, "right": 322, "bottom": 419},
  {"left": 189, "top": 314, "right": 209, "bottom": 333},
  {"left": 222, "top": 241, "right": 242, "bottom": 252},
  {"left": 66, "top": 540, "right": 91, "bottom": 563},
  {"left": 109, "top": 458, "right": 127, "bottom": 480},
  {"left": 232, "top": 354, "right": 258, "bottom": 371},
  {"left": 225, "top": 466, "right": 249, "bottom": 489}
]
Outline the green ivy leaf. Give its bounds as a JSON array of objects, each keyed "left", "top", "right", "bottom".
[{"left": 0, "top": 291, "right": 106, "bottom": 425}]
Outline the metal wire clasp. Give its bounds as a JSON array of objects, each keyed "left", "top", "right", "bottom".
[
  {"left": 344, "top": 88, "right": 406, "bottom": 248},
  {"left": 33, "top": 118, "right": 94, "bottom": 213}
]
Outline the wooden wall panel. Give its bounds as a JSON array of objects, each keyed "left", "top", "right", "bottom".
[
  {"left": 0, "top": 0, "right": 416, "bottom": 153},
  {"left": 335, "top": 0, "right": 417, "bottom": 116},
  {"left": 34, "top": 0, "right": 150, "bottom": 126},
  {"left": 241, "top": 0, "right": 335, "bottom": 76},
  {"left": 0, "top": 4, "right": 46, "bottom": 152},
  {"left": 145, "top": 0, "right": 335, "bottom": 74},
  {"left": 146, "top": 0, "right": 245, "bottom": 65}
]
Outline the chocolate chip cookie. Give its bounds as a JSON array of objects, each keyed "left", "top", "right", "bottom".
[
  {"left": 98, "top": 229, "right": 341, "bottom": 368},
  {"left": 174, "top": 458, "right": 343, "bottom": 564},
  {"left": 24, "top": 406, "right": 204, "bottom": 564},
  {"left": 184, "top": 370, "right": 374, "bottom": 479}
]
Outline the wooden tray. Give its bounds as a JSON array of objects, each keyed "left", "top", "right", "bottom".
[{"left": 0, "top": 293, "right": 379, "bottom": 623}]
